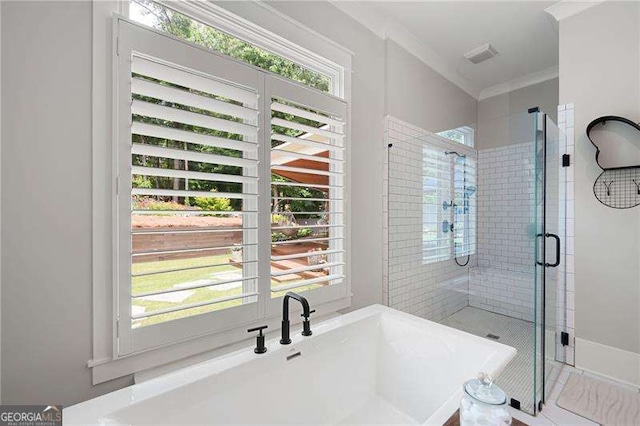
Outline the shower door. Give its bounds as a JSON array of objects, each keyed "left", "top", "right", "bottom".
[{"left": 533, "top": 111, "right": 565, "bottom": 414}]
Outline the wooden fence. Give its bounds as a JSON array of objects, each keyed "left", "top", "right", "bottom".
[{"left": 132, "top": 227, "right": 242, "bottom": 263}]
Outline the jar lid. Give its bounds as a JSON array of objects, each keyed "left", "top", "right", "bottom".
[{"left": 463, "top": 373, "right": 507, "bottom": 405}]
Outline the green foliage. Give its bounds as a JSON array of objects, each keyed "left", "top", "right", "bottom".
[
  {"left": 271, "top": 174, "right": 326, "bottom": 214},
  {"left": 132, "top": 196, "right": 189, "bottom": 211},
  {"left": 130, "top": 0, "right": 330, "bottom": 216},
  {"left": 193, "top": 189, "right": 233, "bottom": 213},
  {"left": 271, "top": 232, "right": 290, "bottom": 242},
  {"left": 271, "top": 214, "right": 292, "bottom": 225},
  {"left": 132, "top": 0, "right": 330, "bottom": 92},
  {"left": 271, "top": 227, "right": 313, "bottom": 242},
  {"left": 133, "top": 175, "right": 153, "bottom": 189},
  {"left": 297, "top": 228, "right": 313, "bottom": 238}
]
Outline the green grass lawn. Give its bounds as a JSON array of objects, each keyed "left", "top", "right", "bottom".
[
  {"left": 132, "top": 254, "right": 237, "bottom": 295},
  {"left": 132, "top": 254, "right": 244, "bottom": 328},
  {"left": 131, "top": 254, "right": 325, "bottom": 328}
]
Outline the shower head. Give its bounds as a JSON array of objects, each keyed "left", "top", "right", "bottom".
[{"left": 445, "top": 151, "right": 466, "bottom": 159}]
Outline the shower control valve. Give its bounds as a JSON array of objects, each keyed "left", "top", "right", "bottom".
[{"left": 442, "top": 220, "right": 454, "bottom": 233}]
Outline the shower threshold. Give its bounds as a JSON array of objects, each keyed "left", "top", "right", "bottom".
[{"left": 440, "top": 306, "right": 560, "bottom": 415}]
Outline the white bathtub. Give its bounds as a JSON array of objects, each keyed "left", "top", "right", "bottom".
[{"left": 65, "top": 305, "right": 516, "bottom": 425}]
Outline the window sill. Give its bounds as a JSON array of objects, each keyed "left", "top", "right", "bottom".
[
  {"left": 134, "top": 309, "right": 342, "bottom": 384},
  {"left": 90, "top": 296, "right": 350, "bottom": 385}
]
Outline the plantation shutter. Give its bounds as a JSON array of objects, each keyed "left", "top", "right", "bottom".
[
  {"left": 422, "top": 146, "right": 452, "bottom": 262},
  {"left": 116, "top": 21, "right": 264, "bottom": 354},
  {"left": 116, "top": 21, "right": 349, "bottom": 355},
  {"left": 266, "top": 76, "right": 347, "bottom": 307},
  {"left": 453, "top": 155, "right": 477, "bottom": 257}
]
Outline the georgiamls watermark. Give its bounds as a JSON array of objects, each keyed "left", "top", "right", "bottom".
[{"left": 0, "top": 406, "right": 62, "bottom": 426}]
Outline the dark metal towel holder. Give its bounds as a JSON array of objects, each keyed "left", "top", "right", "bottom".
[{"left": 586, "top": 115, "right": 640, "bottom": 209}]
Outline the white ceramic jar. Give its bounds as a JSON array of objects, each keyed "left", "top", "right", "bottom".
[{"left": 460, "top": 373, "right": 512, "bottom": 425}]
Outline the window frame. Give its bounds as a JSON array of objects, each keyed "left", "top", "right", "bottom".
[
  {"left": 128, "top": 0, "right": 347, "bottom": 99},
  {"left": 264, "top": 75, "right": 348, "bottom": 318},
  {"left": 437, "top": 126, "right": 475, "bottom": 148},
  {"left": 116, "top": 23, "right": 268, "bottom": 355},
  {"left": 91, "top": 3, "right": 351, "bottom": 384}
]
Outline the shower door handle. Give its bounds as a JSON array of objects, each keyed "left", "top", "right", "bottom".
[
  {"left": 535, "top": 233, "right": 561, "bottom": 267},
  {"left": 545, "top": 233, "right": 561, "bottom": 268},
  {"left": 535, "top": 233, "right": 544, "bottom": 266}
]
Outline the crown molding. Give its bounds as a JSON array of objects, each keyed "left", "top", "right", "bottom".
[
  {"left": 328, "top": 0, "right": 387, "bottom": 39},
  {"left": 383, "top": 19, "right": 481, "bottom": 98},
  {"left": 329, "top": 0, "right": 481, "bottom": 99},
  {"left": 544, "top": 0, "right": 606, "bottom": 22},
  {"left": 330, "top": 1, "right": 561, "bottom": 101},
  {"left": 478, "top": 66, "right": 559, "bottom": 101}
]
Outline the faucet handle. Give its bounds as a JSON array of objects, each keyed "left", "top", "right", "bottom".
[
  {"left": 301, "top": 309, "right": 316, "bottom": 318},
  {"left": 247, "top": 325, "right": 268, "bottom": 354},
  {"left": 301, "top": 310, "right": 315, "bottom": 337},
  {"left": 248, "top": 325, "right": 268, "bottom": 333}
]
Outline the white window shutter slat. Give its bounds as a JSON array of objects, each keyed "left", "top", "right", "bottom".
[
  {"left": 126, "top": 50, "right": 261, "bottom": 334},
  {"left": 269, "top": 98, "right": 346, "bottom": 295},
  {"left": 116, "top": 20, "right": 349, "bottom": 355}
]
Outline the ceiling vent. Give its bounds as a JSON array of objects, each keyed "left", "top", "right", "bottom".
[{"left": 464, "top": 44, "right": 499, "bottom": 64}]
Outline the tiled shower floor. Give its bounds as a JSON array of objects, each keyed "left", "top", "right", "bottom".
[{"left": 440, "top": 306, "right": 561, "bottom": 415}]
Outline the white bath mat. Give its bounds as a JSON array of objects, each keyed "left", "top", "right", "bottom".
[{"left": 556, "top": 373, "right": 640, "bottom": 425}]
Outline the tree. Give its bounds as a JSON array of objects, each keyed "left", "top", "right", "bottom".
[
  {"left": 131, "top": 0, "right": 328, "bottom": 217},
  {"left": 132, "top": 0, "right": 329, "bottom": 92}
]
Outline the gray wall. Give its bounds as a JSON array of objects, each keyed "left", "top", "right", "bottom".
[
  {"left": 476, "top": 78, "right": 559, "bottom": 150},
  {"left": 0, "top": 0, "right": 481, "bottom": 405},
  {"left": 1, "top": 1, "right": 133, "bottom": 404},
  {"left": 385, "top": 40, "right": 478, "bottom": 133},
  {"left": 559, "top": 1, "right": 640, "bottom": 355}
]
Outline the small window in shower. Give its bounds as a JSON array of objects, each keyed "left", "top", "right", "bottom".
[
  {"left": 437, "top": 126, "right": 475, "bottom": 148},
  {"left": 422, "top": 147, "right": 452, "bottom": 262},
  {"left": 421, "top": 142, "right": 476, "bottom": 264},
  {"left": 453, "top": 155, "right": 477, "bottom": 257}
]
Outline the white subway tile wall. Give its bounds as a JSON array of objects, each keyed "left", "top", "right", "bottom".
[
  {"left": 558, "top": 104, "right": 576, "bottom": 366},
  {"left": 469, "top": 267, "right": 534, "bottom": 321},
  {"left": 383, "top": 116, "right": 474, "bottom": 321},
  {"left": 470, "top": 142, "right": 536, "bottom": 321},
  {"left": 384, "top": 112, "right": 574, "bottom": 365},
  {"left": 476, "top": 143, "right": 535, "bottom": 273}
]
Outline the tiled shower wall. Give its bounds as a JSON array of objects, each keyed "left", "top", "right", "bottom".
[
  {"left": 384, "top": 113, "right": 573, "bottom": 362},
  {"left": 470, "top": 143, "right": 536, "bottom": 321},
  {"left": 558, "top": 104, "right": 576, "bottom": 365},
  {"left": 383, "top": 116, "right": 474, "bottom": 321},
  {"left": 476, "top": 143, "right": 535, "bottom": 273}
]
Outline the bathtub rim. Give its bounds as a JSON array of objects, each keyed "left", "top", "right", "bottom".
[{"left": 63, "top": 304, "right": 516, "bottom": 425}]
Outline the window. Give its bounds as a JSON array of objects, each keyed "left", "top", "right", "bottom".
[
  {"left": 129, "top": 0, "right": 333, "bottom": 95},
  {"left": 437, "top": 126, "right": 475, "bottom": 148},
  {"left": 422, "top": 147, "right": 452, "bottom": 262},
  {"left": 269, "top": 98, "right": 345, "bottom": 296},
  {"left": 422, "top": 141, "right": 476, "bottom": 264},
  {"left": 115, "top": 18, "right": 348, "bottom": 354},
  {"left": 127, "top": 55, "right": 260, "bottom": 330},
  {"left": 452, "top": 155, "right": 477, "bottom": 257}
]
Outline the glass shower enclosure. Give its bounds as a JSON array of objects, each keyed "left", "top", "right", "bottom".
[
  {"left": 383, "top": 109, "right": 567, "bottom": 416},
  {"left": 534, "top": 110, "right": 566, "bottom": 413}
]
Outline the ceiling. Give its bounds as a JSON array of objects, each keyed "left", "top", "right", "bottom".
[{"left": 332, "top": 1, "right": 560, "bottom": 99}]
